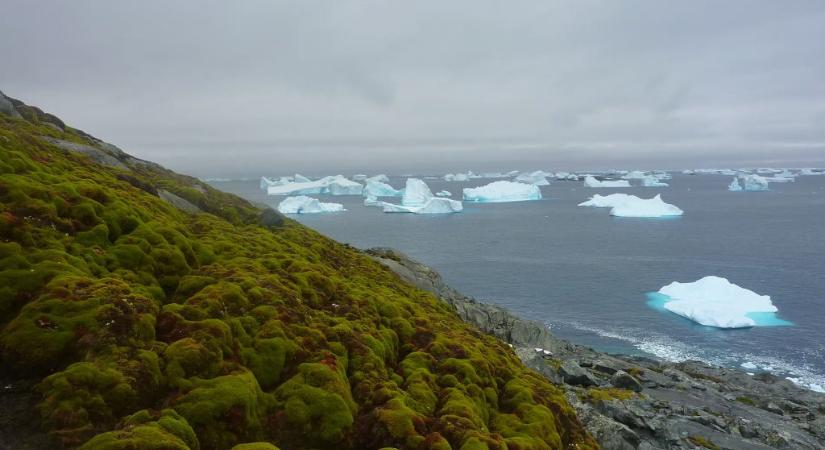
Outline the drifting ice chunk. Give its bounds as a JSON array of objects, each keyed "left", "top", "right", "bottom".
[
  {"left": 381, "top": 197, "right": 463, "bottom": 214},
  {"left": 435, "top": 190, "right": 452, "bottom": 197},
  {"left": 444, "top": 173, "right": 470, "bottom": 182},
  {"left": 293, "top": 173, "right": 311, "bottom": 183},
  {"left": 583, "top": 176, "right": 631, "bottom": 188},
  {"left": 741, "top": 174, "right": 769, "bottom": 191},
  {"left": 277, "top": 196, "right": 345, "bottom": 214},
  {"left": 800, "top": 168, "right": 825, "bottom": 175},
  {"left": 622, "top": 170, "right": 648, "bottom": 180},
  {"left": 641, "top": 176, "right": 669, "bottom": 187},
  {"left": 363, "top": 195, "right": 380, "bottom": 206},
  {"left": 579, "top": 194, "right": 682, "bottom": 217},
  {"left": 353, "top": 174, "right": 368, "bottom": 181},
  {"left": 657, "top": 276, "right": 784, "bottom": 328},
  {"left": 463, "top": 181, "right": 541, "bottom": 203},
  {"left": 364, "top": 180, "right": 403, "bottom": 197},
  {"left": 515, "top": 171, "right": 551, "bottom": 186},
  {"left": 728, "top": 178, "right": 743, "bottom": 191},
  {"left": 266, "top": 175, "right": 363, "bottom": 196},
  {"left": 402, "top": 178, "right": 435, "bottom": 206},
  {"left": 366, "top": 174, "right": 390, "bottom": 183}
]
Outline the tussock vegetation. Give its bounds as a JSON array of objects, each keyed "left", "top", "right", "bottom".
[{"left": 0, "top": 110, "right": 597, "bottom": 450}]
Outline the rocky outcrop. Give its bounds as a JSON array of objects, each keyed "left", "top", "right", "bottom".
[
  {"left": 369, "top": 247, "right": 825, "bottom": 450},
  {"left": 158, "top": 189, "right": 202, "bottom": 214}
]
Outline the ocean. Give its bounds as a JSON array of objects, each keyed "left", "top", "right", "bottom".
[{"left": 210, "top": 173, "right": 825, "bottom": 391}]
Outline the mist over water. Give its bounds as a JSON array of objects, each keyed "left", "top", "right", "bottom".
[{"left": 213, "top": 172, "right": 825, "bottom": 391}]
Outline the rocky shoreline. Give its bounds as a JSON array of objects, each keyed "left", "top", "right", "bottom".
[{"left": 367, "top": 247, "right": 825, "bottom": 450}]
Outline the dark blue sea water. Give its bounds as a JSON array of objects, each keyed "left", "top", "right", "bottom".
[{"left": 211, "top": 174, "right": 825, "bottom": 391}]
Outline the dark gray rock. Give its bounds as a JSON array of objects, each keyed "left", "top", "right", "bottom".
[
  {"left": 611, "top": 370, "right": 643, "bottom": 392},
  {"left": 559, "top": 360, "right": 598, "bottom": 386},
  {"left": 42, "top": 137, "right": 128, "bottom": 169},
  {"left": 0, "top": 91, "right": 22, "bottom": 119},
  {"left": 157, "top": 189, "right": 201, "bottom": 214}
]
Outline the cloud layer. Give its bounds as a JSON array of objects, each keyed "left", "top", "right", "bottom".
[{"left": 2, "top": 1, "right": 824, "bottom": 176}]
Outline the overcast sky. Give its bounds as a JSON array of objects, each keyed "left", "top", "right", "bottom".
[{"left": 2, "top": 1, "right": 824, "bottom": 177}]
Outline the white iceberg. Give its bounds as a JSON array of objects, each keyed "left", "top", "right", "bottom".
[
  {"left": 366, "top": 174, "right": 390, "bottom": 183},
  {"left": 293, "top": 173, "right": 312, "bottom": 183},
  {"left": 363, "top": 195, "right": 380, "bottom": 206},
  {"left": 380, "top": 197, "right": 463, "bottom": 214},
  {"left": 641, "top": 176, "right": 669, "bottom": 187},
  {"left": 444, "top": 172, "right": 470, "bottom": 182},
  {"left": 741, "top": 174, "right": 769, "bottom": 191},
  {"left": 728, "top": 178, "right": 743, "bottom": 191},
  {"left": 266, "top": 175, "right": 363, "bottom": 196},
  {"left": 353, "top": 174, "right": 368, "bottom": 181},
  {"left": 622, "top": 170, "right": 648, "bottom": 180},
  {"left": 463, "top": 181, "right": 542, "bottom": 203},
  {"left": 657, "top": 276, "right": 783, "bottom": 328},
  {"left": 515, "top": 171, "right": 551, "bottom": 186},
  {"left": 435, "top": 190, "right": 452, "bottom": 197},
  {"left": 579, "top": 193, "right": 683, "bottom": 217},
  {"left": 800, "top": 168, "right": 825, "bottom": 176},
  {"left": 583, "top": 176, "right": 631, "bottom": 188},
  {"left": 277, "top": 196, "right": 345, "bottom": 214},
  {"left": 401, "top": 178, "right": 435, "bottom": 206},
  {"left": 363, "top": 179, "right": 403, "bottom": 198}
]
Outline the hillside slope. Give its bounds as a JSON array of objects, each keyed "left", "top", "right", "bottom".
[{"left": 0, "top": 92, "right": 597, "bottom": 450}]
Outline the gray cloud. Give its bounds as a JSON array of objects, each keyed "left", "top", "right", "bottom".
[{"left": 2, "top": 0, "right": 824, "bottom": 177}]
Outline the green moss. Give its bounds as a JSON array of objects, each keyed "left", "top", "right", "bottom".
[
  {"left": 736, "top": 396, "right": 757, "bottom": 406},
  {"left": 582, "top": 387, "right": 636, "bottom": 403},
  {"left": 231, "top": 444, "right": 281, "bottom": 450},
  {"left": 688, "top": 435, "right": 721, "bottom": 450},
  {"left": 0, "top": 110, "right": 598, "bottom": 450}
]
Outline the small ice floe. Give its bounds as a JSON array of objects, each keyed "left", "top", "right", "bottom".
[
  {"left": 463, "top": 181, "right": 542, "bottom": 203},
  {"left": 379, "top": 178, "right": 463, "bottom": 214},
  {"left": 579, "top": 193, "right": 683, "bottom": 218},
  {"left": 435, "top": 190, "right": 452, "bottom": 197},
  {"left": 277, "top": 196, "right": 345, "bottom": 214},
  {"left": 652, "top": 276, "right": 791, "bottom": 329},
  {"left": 583, "top": 176, "right": 631, "bottom": 188}
]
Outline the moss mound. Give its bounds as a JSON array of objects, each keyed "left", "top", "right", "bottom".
[{"left": 0, "top": 101, "right": 597, "bottom": 449}]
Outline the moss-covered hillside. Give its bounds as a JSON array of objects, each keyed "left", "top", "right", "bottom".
[{"left": 0, "top": 94, "right": 597, "bottom": 450}]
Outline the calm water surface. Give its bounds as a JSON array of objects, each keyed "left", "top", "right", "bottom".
[{"left": 212, "top": 174, "right": 825, "bottom": 390}]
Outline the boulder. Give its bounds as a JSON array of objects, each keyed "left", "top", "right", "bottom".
[
  {"left": 611, "top": 371, "right": 643, "bottom": 393},
  {"left": 559, "top": 361, "right": 597, "bottom": 386}
]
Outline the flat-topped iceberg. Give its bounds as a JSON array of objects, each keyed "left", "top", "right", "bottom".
[
  {"left": 266, "top": 175, "right": 363, "bottom": 196},
  {"left": 655, "top": 276, "right": 789, "bottom": 328},
  {"left": 622, "top": 170, "right": 648, "bottom": 180},
  {"left": 515, "top": 171, "right": 551, "bottom": 186},
  {"left": 583, "top": 176, "right": 631, "bottom": 188},
  {"left": 463, "top": 181, "right": 542, "bottom": 203},
  {"left": 381, "top": 197, "right": 463, "bottom": 214},
  {"left": 277, "top": 196, "right": 345, "bottom": 214},
  {"left": 364, "top": 179, "right": 403, "bottom": 197},
  {"left": 579, "top": 193, "right": 683, "bottom": 217}
]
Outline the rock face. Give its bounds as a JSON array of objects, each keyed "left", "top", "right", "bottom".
[{"left": 369, "top": 247, "right": 825, "bottom": 450}]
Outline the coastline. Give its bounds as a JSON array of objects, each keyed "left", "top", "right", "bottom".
[{"left": 367, "top": 247, "right": 825, "bottom": 449}]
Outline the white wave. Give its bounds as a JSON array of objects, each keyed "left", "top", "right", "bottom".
[{"left": 559, "top": 321, "right": 825, "bottom": 393}]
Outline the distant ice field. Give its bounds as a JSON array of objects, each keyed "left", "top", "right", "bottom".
[{"left": 211, "top": 173, "right": 825, "bottom": 391}]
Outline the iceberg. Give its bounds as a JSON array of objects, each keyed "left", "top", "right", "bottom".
[
  {"left": 277, "top": 196, "right": 345, "bottom": 214},
  {"left": 363, "top": 194, "right": 380, "bottom": 206},
  {"left": 444, "top": 173, "right": 469, "bottom": 182},
  {"left": 728, "top": 178, "right": 743, "bottom": 191},
  {"left": 515, "top": 171, "right": 551, "bottom": 186},
  {"left": 366, "top": 174, "right": 390, "bottom": 183},
  {"left": 583, "top": 176, "right": 631, "bottom": 188},
  {"left": 266, "top": 175, "right": 363, "bottom": 196},
  {"left": 741, "top": 174, "right": 769, "bottom": 191},
  {"left": 352, "top": 174, "right": 368, "bottom": 181},
  {"left": 641, "top": 176, "right": 669, "bottom": 187},
  {"left": 800, "top": 168, "right": 825, "bottom": 176},
  {"left": 380, "top": 197, "right": 463, "bottom": 214},
  {"left": 363, "top": 179, "right": 403, "bottom": 198},
  {"left": 579, "top": 193, "right": 683, "bottom": 217},
  {"left": 400, "top": 178, "right": 435, "bottom": 206},
  {"left": 622, "top": 170, "right": 648, "bottom": 180},
  {"left": 463, "top": 181, "right": 542, "bottom": 203},
  {"left": 435, "top": 190, "right": 452, "bottom": 197},
  {"left": 656, "top": 276, "right": 787, "bottom": 328},
  {"left": 293, "top": 173, "right": 311, "bottom": 183}
]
